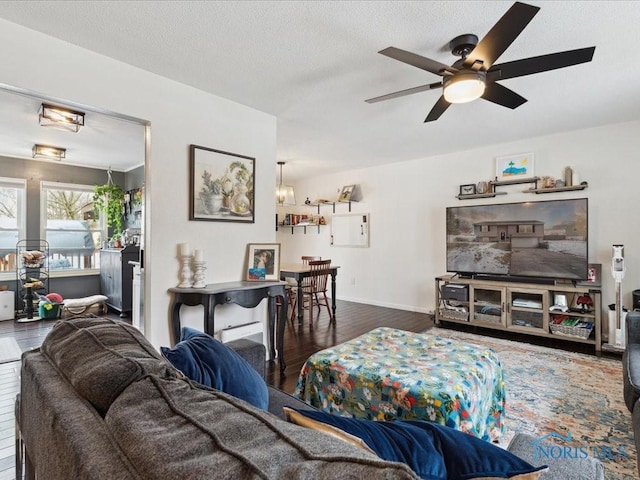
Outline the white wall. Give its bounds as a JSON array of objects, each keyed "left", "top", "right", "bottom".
[
  {"left": 278, "top": 121, "right": 640, "bottom": 318},
  {"left": 0, "top": 19, "right": 276, "bottom": 348}
]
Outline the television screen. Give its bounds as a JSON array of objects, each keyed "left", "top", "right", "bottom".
[{"left": 446, "top": 198, "right": 588, "bottom": 281}]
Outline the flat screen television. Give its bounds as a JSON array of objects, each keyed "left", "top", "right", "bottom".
[{"left": 446, "top": 198, "right": 588, "bottom": 282}]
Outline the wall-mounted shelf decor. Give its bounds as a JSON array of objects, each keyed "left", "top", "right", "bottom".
[
  {"left": 457, "top": 176, "right": 588, "bottom": 200},
  {"left": 309, "top": 199, "right": 358, "bottom": 213}
]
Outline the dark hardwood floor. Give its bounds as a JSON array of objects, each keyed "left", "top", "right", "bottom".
[{"left": 0, "top": 300, "right": 434, "bottom": 479}]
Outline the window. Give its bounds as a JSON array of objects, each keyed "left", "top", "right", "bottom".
[
  {"left": 480, "top": 225, "right": 490, "bottom": 233},
  {"left": 517, "top": 224, "right": 533, "bottom": 234},
  {"left": 41, "top": 181, "right": 103, "bottom": 270},
  {"left": 0, "top": 177, "right": 26, "bottom": 271}
]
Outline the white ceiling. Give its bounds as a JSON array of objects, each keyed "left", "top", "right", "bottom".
[{"left": 0, "top": 1, "right": 638, "bottom": 180}]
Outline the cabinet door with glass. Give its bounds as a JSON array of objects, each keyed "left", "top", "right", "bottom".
[
  {"left": 470, "top": 286, "right": 506, "bottom": 327},
  {"left": 507, "top": 287, "right": 549, "bottom": 333}
]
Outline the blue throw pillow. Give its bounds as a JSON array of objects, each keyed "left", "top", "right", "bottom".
[
  {"left": 161, "top": 327, "right": 268, "bottom": 410},
  {"left": 288, "top": 409, "right": 546, "bottom": 480}
]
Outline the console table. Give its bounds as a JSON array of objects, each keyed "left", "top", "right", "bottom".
[{"left": 168, "top": 281, "right": 288, "bottom": 372}]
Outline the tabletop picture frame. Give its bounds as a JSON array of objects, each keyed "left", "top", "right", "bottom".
[
  {"left": 246, "top": 243, "right": 280, "bottom": 281},
  {"left": 577, "top": 263, "right": 602, "bottom": 287},
  {"left": 338, "top": 184, "right": 355, "bottom": 202},
  {"left": 189, "top": 144, "right": 255, "bottom": 223}
]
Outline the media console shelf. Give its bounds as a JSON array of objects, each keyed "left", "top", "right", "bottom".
[{"left": 435, "top": 275, "right": 602, "bottom": 353}]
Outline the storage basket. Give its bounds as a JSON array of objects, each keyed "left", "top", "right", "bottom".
[
  {"left": 439, "top": 308, "right": 469, "bottom": 322},
  {"left": 474, "top": 313, "right": 502, "bottom": 324},
  {"left": 550, "top": 323, "right": 593, "bottom": 339}
]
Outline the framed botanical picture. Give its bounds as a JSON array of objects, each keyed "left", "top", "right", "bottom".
[
  {"left": 189, "top": 144, "right": 255, "bottom": 222},
  {"left": 339, "top": 185, "right": 355, "bottom": 202},
  {"left": 495, "top": 152, "right": 534, "bottom": 181},
  {"left": 459, "top": 184, "right": 476, "bottom": 196},
  {"left": 577, "top": 263, "right": 602, "bottom": 287},
  {"left": 246, "top": 243, "right": 280, "bottom": 281}
]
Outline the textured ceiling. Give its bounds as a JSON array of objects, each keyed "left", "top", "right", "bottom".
[{"left": 0, "top": 1, "right": 638, "bottom": 179}]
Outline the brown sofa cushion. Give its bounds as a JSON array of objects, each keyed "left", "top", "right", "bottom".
[
  {"left": 41, "top": 317, "right": 176, "bottom": 416},
  {"left": 105, "top": 375, "right": 420, "bottom": 479}
]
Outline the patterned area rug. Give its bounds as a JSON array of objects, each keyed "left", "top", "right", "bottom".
[{"left": 429, "top": 327, "right": 636, "bottom": 480}]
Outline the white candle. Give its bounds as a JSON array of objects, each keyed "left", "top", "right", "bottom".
[
  {"left": 179, "top": 243, "right": 190, "bottom": 257},
  {"left": 194, "top": 249, "right": 203, "bottom": 262}
]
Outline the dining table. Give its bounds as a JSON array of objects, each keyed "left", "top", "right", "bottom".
[{"left": 279, "top": 263, "right": 340, "bottom": 323}]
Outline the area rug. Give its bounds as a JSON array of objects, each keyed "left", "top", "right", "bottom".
[
  {"left": 429, "top": 327, "right": 636, "bottom": 480},
  {"left": 0, "top": 336, "right": 22, "bottom": 364}
]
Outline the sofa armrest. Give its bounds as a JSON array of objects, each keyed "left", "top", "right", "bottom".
[
  {"left": 267, "top": 386, "right": 317, "bottom": 420},
  {"left": 627, "top": 311, "right": 640, "bottom": 346},
  {"left": 226, "top": 338, "right": 266, "bottom": 380}
]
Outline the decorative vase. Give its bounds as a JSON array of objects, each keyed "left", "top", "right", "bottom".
[{"left": 230, "top": 182, "right": 251, "bottom": 216}]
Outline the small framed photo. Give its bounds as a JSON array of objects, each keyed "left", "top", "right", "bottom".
[
  {"left": 339, "top": 185, "right": 356, "bottom": 202},
  {"left": 246, "top": 243, "right": 280, "bottom": 281},
  {"left": 459, "top": 184, "right": 476, "bottom": 196},
  {"left": 495, "top": 152, "right": 534, "bottom": 181},
  {"left": 577, "top": 263, "right": 602, "bottom": 287}
]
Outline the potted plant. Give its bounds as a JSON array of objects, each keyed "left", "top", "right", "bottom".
[
  {"left": 93, "top": 183, "right": 125, "bottom": 237},
  {"left": 200, "top": 170, "right": 223, "bottom": 214}
]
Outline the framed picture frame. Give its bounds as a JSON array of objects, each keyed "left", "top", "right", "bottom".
[
  {"left": 495, "top": 152, "right": 534, "bottom": 181},
  {"left": 577, "top": 263, "right": 602, "bottom": 287},
  {"left": 459, "top": 184, "right": 476, "bottom": 196},
  {"left": 246, "top": 243, "right": 280, "bottom": 281},
  {"left": 338, "top": 185, "right": 355, "bottom": 202},
  {"left": 189, "top": 144, "right": 255, "bottom": 222}
]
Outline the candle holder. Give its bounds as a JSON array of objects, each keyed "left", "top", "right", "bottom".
[
  {"left": 178, "top": 254, "right": 193, "bottom": 288},
  {"left": 192, "top": 260, "right": 207, "bottom": 288}
]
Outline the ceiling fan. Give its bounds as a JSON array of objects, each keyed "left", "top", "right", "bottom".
[{"left": 365, "top": 1, "right": 595, "bottom": 123}]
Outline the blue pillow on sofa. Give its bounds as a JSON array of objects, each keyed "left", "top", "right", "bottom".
[
  {"left": 286, "top": 408, "right": 547, "bottom": 480},
  {"left": 161, "top": 327, "right": 268, "bottom": 410}
]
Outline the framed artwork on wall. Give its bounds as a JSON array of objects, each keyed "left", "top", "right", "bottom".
[
  {"left": 246, "top": 243, "right": 280, "bottom": 281},
  {"left": 189, "top": 144, "right": 255, "bottom": 222},
  {"left": 495, "top": 152, "right": 534, "bottom": 181}
]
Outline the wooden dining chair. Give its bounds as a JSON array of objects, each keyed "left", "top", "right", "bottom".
[
  {"left": 285, "top": 256, "right": 321, "bottom": 320},
  {"left": 291, "top": 259, "right": 334, "bottom": 325}
]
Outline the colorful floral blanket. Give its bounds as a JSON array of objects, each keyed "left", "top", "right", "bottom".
[{"left": 293, "top": 327, "right": 505, "bottom": 442}]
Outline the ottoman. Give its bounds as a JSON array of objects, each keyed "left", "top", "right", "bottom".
[{"left": 294, "top": 327, "right": 505, "bottom": 441}]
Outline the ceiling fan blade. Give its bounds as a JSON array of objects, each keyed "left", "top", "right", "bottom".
[
  {"left": 424, "top": 96, "right": 451, "bottom": 122},
  {"left": 464, "top": 2, "right": 540, "bottom": 70},
  {"left": 481, "top": 82, "right": 527, "bottom": 109},
  {"left": 488, "top": 47, "right": 595, "bottom": 81},
  {"left": 365, "top": 82, "right": 442, "bottom": 103},
  {"left": 379, "top": 47, "right": 457, "bottom": 76}
]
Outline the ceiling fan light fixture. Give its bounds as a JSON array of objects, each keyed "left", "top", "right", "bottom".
[
  {"left": 39, "top": 103, "right": 85, "bottom": 132},
  {"left": 443, "top": 71, "right": 486, "bottom": 104},
  {"left": 32, "top": 144, "right": 66, "bottom": 160}
]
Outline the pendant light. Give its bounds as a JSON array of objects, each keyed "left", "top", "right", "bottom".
[{"left": 276, "top": 161, "right": 296, "bottom": 206}]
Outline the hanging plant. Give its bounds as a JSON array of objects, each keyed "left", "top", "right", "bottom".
[{"left": 93, "top": 183, "right": 125, "bottom": 234}]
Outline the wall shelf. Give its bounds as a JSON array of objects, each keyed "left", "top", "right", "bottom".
[
  {"left": 309, "top": 200, "right": 357, "bottom": 213},
  {"left": 525, "top": 184, "right": 588, "bottom": 194},
  {"left": 456, "top": 192, "right": 507, "bottom": 200},
  {"left": 457, "top": 177, "right": 588, "bottom": 200},
  {"left": 277, "top": 224, "right": 323, "bottom": 234}
]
